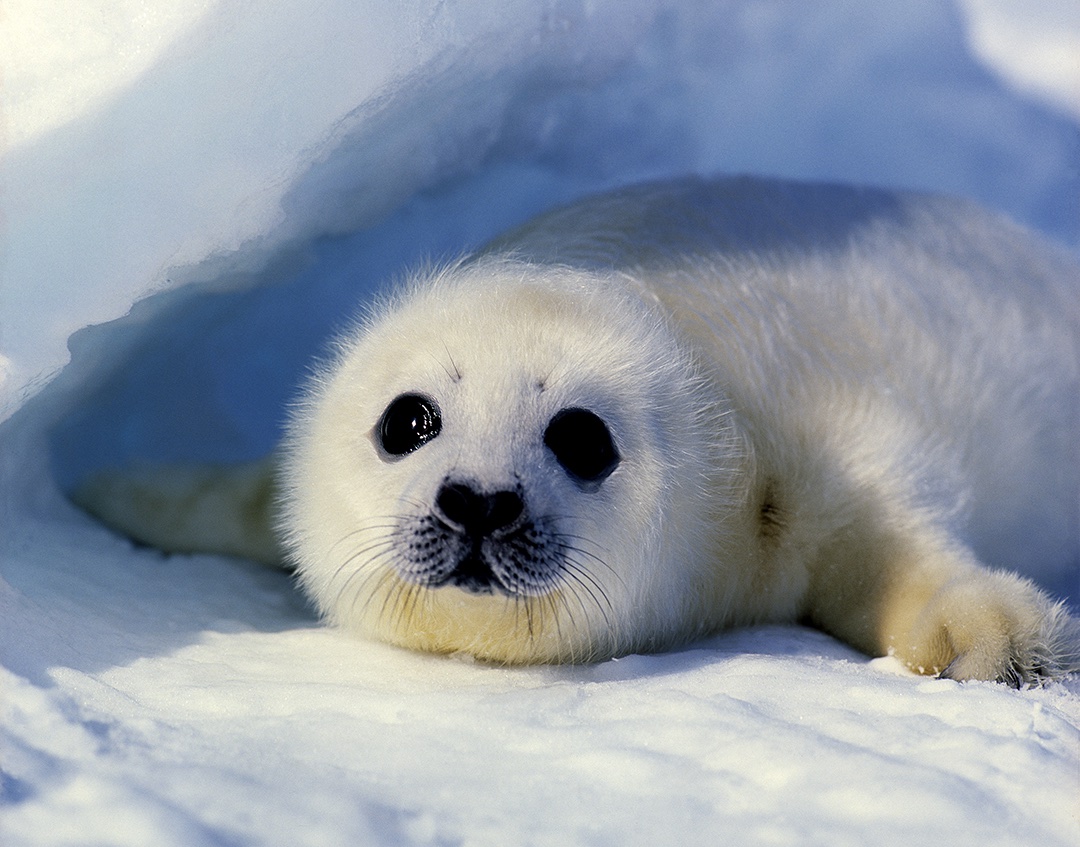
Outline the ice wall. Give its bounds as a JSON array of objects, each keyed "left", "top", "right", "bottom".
[{"left": 1, "top": 0, "right": 1078, "bottom": 493}]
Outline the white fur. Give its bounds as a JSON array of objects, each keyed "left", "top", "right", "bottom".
[
  {"left": 77, "top": 176, "right": 1080, "bottom": 682},
  {"left": 282, "top": 262, "right": 736, "bottom": 662}
]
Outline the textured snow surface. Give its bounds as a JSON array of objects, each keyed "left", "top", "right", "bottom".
[
  {"left": 2, "top": 1, "right": 1079, "bottom": 845},
  {"left": 3, "top": 526, "right": 1079, "bottom": 847}
]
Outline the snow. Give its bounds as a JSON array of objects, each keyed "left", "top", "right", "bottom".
[
  {"left": 4, "top": 541, "right": 1080, "bottom": 846},
  {"left": 957, "top": 0, "right": 1080, "bottom": 120},
  {"left": 2, "top": 1, "right": 1079, "bottom": 845}
]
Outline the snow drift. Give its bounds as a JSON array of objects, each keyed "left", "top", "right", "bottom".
[{"left": 1, "top": 2, "right": 1078, "bottom": 845}]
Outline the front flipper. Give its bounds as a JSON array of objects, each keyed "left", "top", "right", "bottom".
[
  {"left": 806, "top": 518, "right": 1079, "bottom": 686},
  {"left": 895, "top": 567, "right": 1078, "bottom": 686},
  {"left": 71, "top": 455, "right": 285, "bottom": 567}
]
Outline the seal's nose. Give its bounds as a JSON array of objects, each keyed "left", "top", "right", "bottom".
[{"left": 435, "top": 481, "right": 524, "bottom": 536}]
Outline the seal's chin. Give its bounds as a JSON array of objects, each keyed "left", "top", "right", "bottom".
[
  {"left": 347, "top": 509, "right": 623, "bottom": 663},
  {"left": 371, "top": 570, "right": 619, "bottom": 665},
  {"left": 368, "top": 515, "right": 623, "bottom": 662}
]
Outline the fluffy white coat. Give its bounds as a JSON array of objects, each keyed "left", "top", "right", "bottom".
[{"left": 78, "top": 177, "right": 1080, "bottom": 682}]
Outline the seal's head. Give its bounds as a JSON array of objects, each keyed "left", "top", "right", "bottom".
[{"left": 282, "top": 257, "right": 740, "bottom": 662}]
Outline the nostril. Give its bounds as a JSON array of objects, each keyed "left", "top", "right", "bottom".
[
  {"left": 487, "top": 490, "right": 524, "bottom": 531},
  {"left": 435, "top": 481, "right": 524, "bottom": 534},
  {"left": 436, "top": 482, "right": 481, "bottom": 528}
]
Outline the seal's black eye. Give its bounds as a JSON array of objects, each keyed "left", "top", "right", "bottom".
[
  {"left": 544, "top": 407, "right": 620, "bottom": 485},
  {"left": 378, "top": 393, "right": 442, "bottom": 457}
]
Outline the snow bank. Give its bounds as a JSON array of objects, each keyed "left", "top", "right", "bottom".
[
  {"left": 3, "top": 516, "right": 1079, "bottom": 846},
  {"left": 2, "top": 1, "right": 1078, "bottom": 845},
  {"left": 4, "top": 0, "right": 1079, "bottom": 421}
]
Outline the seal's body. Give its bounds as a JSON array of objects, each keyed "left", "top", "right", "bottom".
[{"left": 76, "top": 177, "right": 1080, "bottom": 683}]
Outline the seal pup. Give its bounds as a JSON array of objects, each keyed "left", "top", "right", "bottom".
[{"left": 74, "top": 176, "right": 1080, "bottom": 683}]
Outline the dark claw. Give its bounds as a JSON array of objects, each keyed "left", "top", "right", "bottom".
[
  {"left": 936, "top": 655, "right": 1026, "bottom": 688},
  {"left": 937, "top": 656, "right": 959, "bottom": 681},
  {"left": 997, "top": 663, "right": 1023, "bottom": 689}
]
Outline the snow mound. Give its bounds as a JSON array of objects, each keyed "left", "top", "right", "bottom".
[{"left": 2, "top": 2, "right": 1078, "bottom": 845}]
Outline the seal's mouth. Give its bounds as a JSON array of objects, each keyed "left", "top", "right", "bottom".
[
  {"left": 432, "top": 526, "right": 544, "bottom": 597},
  {"left": 444, "top": 551, "right": 500, "bottom": 595},
  {"left": 393, "top": 510, "right": 567, "bottom": 599}
]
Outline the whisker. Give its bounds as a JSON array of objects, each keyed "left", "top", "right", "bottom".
[
  {"left": 315, "top": 500, "right": 620, "bottom": 664},
  {"left": 560, "top": 566, "right": 611, "bottom": 636},
  {"left": 550, "top": 532, "right": 623, "bottom": 586},
  {"left": 327, "top": 521, "right": 406, "bottom": 559},
  {"left": 384, "top": 575, "right": 416, "bottom": 634},
  {"left": 399, "top": 578, "right": 429, "bottom": 635},
  {"left": 513, "top": 594, "right": 535, "bottom": 641},
  {"left": 543, "top": 591, "right": 571, "bottom": 660},
  {"left": 330, "top": 539, "right": 398, "bottom": 610},
  {"left": 347, "top": 555, "right": 400, "bottom": 625},
  {"left": 561, "top": 553, "right": 619, "bottom": 652},
  {"left": 561, "top": 552, "right": 613, "bottom": 608}
]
